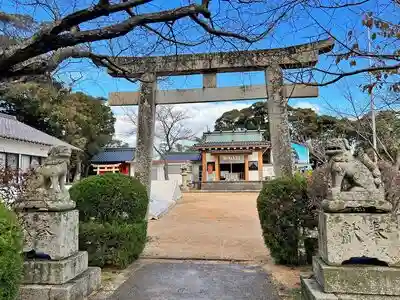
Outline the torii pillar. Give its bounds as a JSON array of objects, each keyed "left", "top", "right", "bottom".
[
  {"left": 106, "top": 39, "right": 334, "bottom": 195},
  {"left": 134, "top": 73, "right": 156, "bottom": 200},
  {"left": 266, "top": 65, "right": 292, "bottom": 177}
]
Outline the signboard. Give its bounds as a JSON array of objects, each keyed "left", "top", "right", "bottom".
[
  {"left": 291, "top": 143, "right": 310, "bottom": 164},
  {"left": 220, "top": 155, "right": 244, "bottom": 164}
]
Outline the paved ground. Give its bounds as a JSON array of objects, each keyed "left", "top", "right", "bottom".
[
  {"left": 108, "top": 260, "right": 280, "bottom": 300},
  {"left": 97, "top": 193, "right": 303, "bottom": 300},
  {"left": 143, "top": 192, "right": 269, "bottom": 261}
]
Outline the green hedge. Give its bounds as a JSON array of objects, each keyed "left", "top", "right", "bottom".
[
  {"left": 79, "top": 221, "right": 147, "bottom": 268},
  {"left": 0, "top": 202, "right": 23, "bottom": 300},
  {"left": 70, "top": 173, "right": 148, "bottom": 223},
  {"left": 71, "top": 173, "right": 149, "bottom": 268},
  {"left": 257, "top": 175, "right": 315, "bottom": 265}
]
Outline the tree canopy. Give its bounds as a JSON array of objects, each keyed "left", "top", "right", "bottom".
[
  {"left": 0, "top": 82, "right": 115, "bottom": 176},
  {"left": 214, "top": 100, "right": 400, "bottom": 166}
]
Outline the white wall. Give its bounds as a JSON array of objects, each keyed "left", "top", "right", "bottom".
[
  {"left": 206, "top": 153, "right": 215, "bottom": 162},
  {"left": 130, "top": 163, "right": 135, "bottom": 176},
  {"left": 0, "top": 138, "right": 50, "bottom": 157},
  {"left": 150, "top": 163, "right": 183, "bottom": 184},
  {"left": 149, "top": 162, "right": 202, "bottom": 184},
  {"left": 263, "top": 165, "right": 275, "bottom": 178},
  {"left": 169, "top": 174, "right": 182, "bottom": 185},
  {"left": 249, "top": 170, "right": 259, "bottom": 180},
  {"left": 0, "top": 138, "right": 49, "bottom": 169},
  {"left": 248, "top": 151, "right": 259, "bottom": 161},
  {"left": 191, "top": 162, "right": 200, "bottom": 181}
]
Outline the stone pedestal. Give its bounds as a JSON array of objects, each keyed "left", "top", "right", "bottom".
[
  {"left": 17, "top": 145, "right": 101, "bottom": 300},
  {"left": 301, "top": 276, "right": 400, "bottom": 299},
  {"left": 313, "top": 256, "right": 400, "bottom": 296},
  {"left": 323, "top": 190, "right": 391, "bottom": 212},
  {"left": 20, "top": 267, "right": 101, "bottom": 300},
  {"left": 18, "top": 206, "right": 101, "bottom": 300},
  {"left": 21, "top": 210, "right": 79, "bottom": 260},
  {"left": 318, "top": 212, "right": 400, "bottom": 267},
  {"left": 301, "top": 203, "right": 400, "bottom": 299},
  {"left": 18, "top": 205, "right": 101, "bottom": 300}
]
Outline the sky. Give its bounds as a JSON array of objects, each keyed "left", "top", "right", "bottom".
[
  {"left": 52, "top": 0, "right": 395, "bottom": 147},
  {"left": 3, "top": 0, "right": 397, "bottom": 146}
]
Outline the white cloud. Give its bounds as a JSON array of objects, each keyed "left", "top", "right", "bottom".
[
  {"left": 292, "top": 101, "right": 321, "bottom": 113},
  {"left": 111, "top": 101, "right": 254, "bottom": 146}
]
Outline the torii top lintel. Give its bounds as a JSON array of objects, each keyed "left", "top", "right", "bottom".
[{"left": 107, "top": 39, "right": 334, "bottom": 78}]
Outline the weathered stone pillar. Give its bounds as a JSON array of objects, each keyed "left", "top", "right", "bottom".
[
  {"left": 134, "top": 73, "right": 156, "bottom": 201},
  {"left": 265, "top": 65, "right": 293, "bottom": 177}
]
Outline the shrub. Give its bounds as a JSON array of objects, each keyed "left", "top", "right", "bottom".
[
  {"left": 257, "top": 175, "right": 315, "bottom": 265},
  {"left": 379, "top": 160, "right": 400, "bottom": 213},
  {"left": 71, "top": 173, "right": 149, "bottom": 268},
  {"left": 0, "top": 202, "right": 23, "bottom": 300},
  {"left": 79, "top": 221, "right": 147, "bottom": 268},
  {"left": 305, "top": 166, "right": 330, "bottom": 228},
  {"left": 70, "top": 173, "right": 148, "bottom": 223}
]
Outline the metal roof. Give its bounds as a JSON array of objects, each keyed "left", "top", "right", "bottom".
[
  {"left": 0, "top": 113, "right": 80, "bottom": 150},
  {"left": 165, "top": 152, "right": 201, "bottom": 161},
  {"left": 91, "top": 147, "right": 135, "bottom": 163}
]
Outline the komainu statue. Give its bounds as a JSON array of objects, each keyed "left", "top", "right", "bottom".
[
  {"left": 18, "top": 145, "right": 75, "bottom": 211},
  {"left": 323, "top": 138, "right": 390, "bottom": 212},
  {"left": 35, "top": 146, "right": 71, "bottom": 193}
]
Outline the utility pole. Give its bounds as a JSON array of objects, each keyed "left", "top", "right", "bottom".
[{"left": 368, "top": 27, "right": 378, "bottom": 163}]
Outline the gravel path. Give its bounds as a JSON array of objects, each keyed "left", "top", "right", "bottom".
[{"left": 142, "top": 192, "right": 269, "bottom": 261}]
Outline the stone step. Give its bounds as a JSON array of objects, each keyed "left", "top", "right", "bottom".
[
  {"left": 301, "top": 275, "right": 400, "bottom": 300},
  {"left": 313, "top": 256, "right": 400, "bottom": 296},
  {"left": 23, "top": 251, "right": 88, "bottom": 285},
  {"left": 19, "top": 266, "right": 101, "bottom": 300}
]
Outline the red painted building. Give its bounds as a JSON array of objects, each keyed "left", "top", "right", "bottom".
[{"left": 90, "top": 147, "right": 134, "bottom": 175}]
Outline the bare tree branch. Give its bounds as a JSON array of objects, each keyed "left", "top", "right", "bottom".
[{"left": 123, "top": 105, "right": 195, "bottom": 179}]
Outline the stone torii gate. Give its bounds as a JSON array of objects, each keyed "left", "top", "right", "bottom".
[{"left": 106, "top": 39, "right": 334, "bottom": 194}]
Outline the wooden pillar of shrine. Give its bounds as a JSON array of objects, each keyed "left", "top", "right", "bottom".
[
  {"left": 244, "top": 154, "right": 249, "bottom": 181},
  {"left": 214, "top": 155, "right": 220, "bottom": 181},
  {"left": 201, "top": 151, "right": 207, "bottom": 182},
  {"left": 258, "top": 151, "right": 263, "bottom": 180}
]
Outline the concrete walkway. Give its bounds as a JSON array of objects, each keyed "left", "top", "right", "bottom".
[{"left": 108, "top": 259, "right": 279, "bottom": 300}]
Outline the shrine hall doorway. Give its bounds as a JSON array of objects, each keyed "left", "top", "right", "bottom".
[{"left": 219, "top": 163, "right": 245, "bottom": 181}]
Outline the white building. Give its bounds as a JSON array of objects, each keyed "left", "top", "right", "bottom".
[{"left": 0, "top": 113, "right": 79, "bottom": 171}]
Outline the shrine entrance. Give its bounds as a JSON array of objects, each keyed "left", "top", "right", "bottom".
[
  {"left": 219, "top": 162, "right": 245, "bottom": 181},
  {"left": 106, "top": 39, "right": 334, "bottom": 198}
]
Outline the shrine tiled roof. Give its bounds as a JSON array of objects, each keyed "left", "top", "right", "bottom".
[
  {"left": 165, "top": 152, "right": 201, "bottom": 161},
  {"left": 193, "top": 140, "right": 270, "bottom": 149},
  {"left": 91, "top": 147, "right": 135, "bottom": 163}
]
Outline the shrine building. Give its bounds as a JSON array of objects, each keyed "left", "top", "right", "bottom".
[
  {"left": 192, "top": 129, "right": 310, "bottom": 190},
  {"left": 89, "top": 129, "right": 310, "bottom": 191}
]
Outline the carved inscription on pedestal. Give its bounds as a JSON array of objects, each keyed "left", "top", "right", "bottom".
[{"left": 319, "top": 212, "right": 400, "bottom": 266}]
